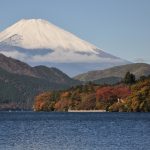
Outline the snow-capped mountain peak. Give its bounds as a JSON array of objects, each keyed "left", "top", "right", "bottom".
[{"left": 0, "top": 19, "right": 97, "bottom": 53}]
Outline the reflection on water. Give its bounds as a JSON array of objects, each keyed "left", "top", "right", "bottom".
[{"left": 0, "top": 112, "right": 150, "bottom": 150}]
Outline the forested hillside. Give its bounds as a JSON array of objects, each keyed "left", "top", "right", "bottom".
[
  {"left": 34, "top": 73, "right": 150, "bottom": 112},
  {"left": 0, "top": 54, "right": 80, "bottom": 110}
]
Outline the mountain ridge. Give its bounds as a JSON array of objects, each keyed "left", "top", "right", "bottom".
[{"left": 75, "top": 63, "right": 150, "bottom": 82}]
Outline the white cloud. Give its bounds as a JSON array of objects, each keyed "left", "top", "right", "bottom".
[
  {"left": 134, "top": 58, "right": 146, "bottom": 63},
  {"left": 30, "top": 51, "right": 123, "bottom": 63},
  {"left": 0, "top": 50, "right": 28, "bottom": 61},
  {"left": 0, "top": 50, "right": 125, "bottom": 64}
]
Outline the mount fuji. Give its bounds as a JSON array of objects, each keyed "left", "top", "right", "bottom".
[{"left": 0, "top": 19, "right": 129, "bottom": 76}]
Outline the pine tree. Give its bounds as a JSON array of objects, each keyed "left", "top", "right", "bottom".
[{"left": 124, "top": 71, "right": 135, "bottom": 84}]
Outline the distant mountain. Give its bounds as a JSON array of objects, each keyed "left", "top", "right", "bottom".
[
  {"left": 75, "top": 63, "right": 150, "bottom": 82},
  {"left": 0, "top": 19, "right": 129, "bottom": 76},
  {"left": 0, "top": 54, "right": 79, "bottom": 110}
]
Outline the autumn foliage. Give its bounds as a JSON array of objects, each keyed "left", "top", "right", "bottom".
[
  {"left": 96, "top": 85, "right": 130, "bottom": 110},
  {"left": 34, "top": 75, "right": 150, "bottom": 112},
  {"left": 33, "top": 83, "right": 130, "bottom": 111}
]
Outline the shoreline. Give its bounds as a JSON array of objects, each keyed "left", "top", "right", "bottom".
[{"left": 68, "top": 110, "right": 106, "bottom": 112}]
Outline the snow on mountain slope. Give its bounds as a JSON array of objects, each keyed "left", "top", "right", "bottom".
[
  {"left": 0, "top": 19, "right": 97, "bottom": 52},
  {"left": 0, "top": 19, "right": 130, "bottom": 76}
]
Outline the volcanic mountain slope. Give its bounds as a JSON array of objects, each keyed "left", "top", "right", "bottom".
[
  {"left": 0, "top": 53, "right": 79, "bottom": 110},
  {"left": 75, "top": 63, "right": 150, "bottom": 82},
  {"left": 0, "top": 19, "right": 129, "bottom": 76}
]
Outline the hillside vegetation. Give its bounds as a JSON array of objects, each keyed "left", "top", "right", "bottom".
[
  {"left": 0, "top": 54, "right": 80, "bottom": 110},
  {"left": 34, "top": 73, "right": 150, "bottom": 112},
  {"left": 75, "top": 63, "right": 150, "bottom": 83}
]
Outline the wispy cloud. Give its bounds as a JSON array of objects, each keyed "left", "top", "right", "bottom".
[
  {"left": 0, "top": 50, "right": 126, "bottom": 64},
  {"left": 0, "top": 50, "right": 28, "bottom": 60},
  {"left": 134, "top": 58, "right": 146, "bottom": 63}
]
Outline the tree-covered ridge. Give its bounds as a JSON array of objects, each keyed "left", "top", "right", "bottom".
[
  {"left": 0, "top": 53, "right": 80, "bottom": 110},
  {"left": 0, "top": 67, "right": 79, "bottom": 110},
  {"left": 34, "top": 73, "right": 150, "bottom": 112}
]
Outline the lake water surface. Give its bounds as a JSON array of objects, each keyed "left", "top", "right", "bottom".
[{"left": 0, "top": 112, "right": 150, "bottom": 150}]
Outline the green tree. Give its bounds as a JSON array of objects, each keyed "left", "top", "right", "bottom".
[{"left": 124, "top": 71, "right": 136, "bottom": 84}]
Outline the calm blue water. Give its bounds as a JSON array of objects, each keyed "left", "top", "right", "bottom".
[{"left": 0, "top": 112, "right": 150, "bottom": 150}]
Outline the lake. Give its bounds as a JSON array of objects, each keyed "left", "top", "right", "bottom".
[{"left": 0, "top": 112, "right": 150, "bottom": 150}]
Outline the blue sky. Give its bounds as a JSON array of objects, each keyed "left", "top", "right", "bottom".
[{"left": 0, "top": 0, "right": 150, "bottom": 63}]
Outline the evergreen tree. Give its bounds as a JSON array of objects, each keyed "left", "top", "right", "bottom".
[{"left": 124, "top": 71, "right": 136, "bottom": 84}]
